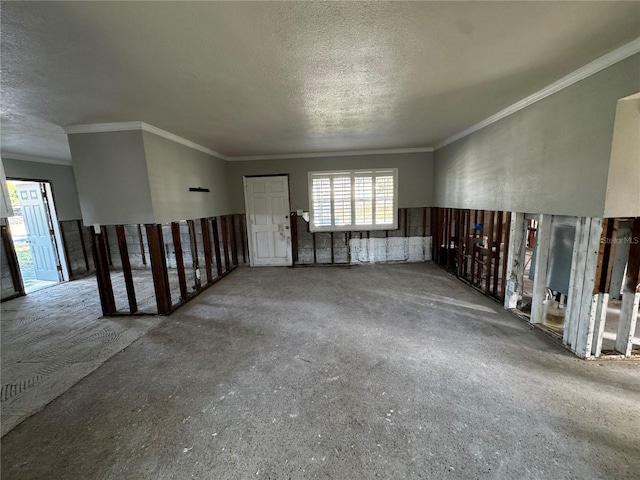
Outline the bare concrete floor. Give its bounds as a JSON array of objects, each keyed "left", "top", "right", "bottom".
[
  {"left": 2, "top": 263, "right": 639, "bottom": 479},
  {"left": 1, "top": 274, "right": 163, "bottom": 436}
]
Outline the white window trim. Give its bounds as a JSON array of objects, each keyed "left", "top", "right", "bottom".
[{"left": 308, "top": 168, "right": 398, "bottom": 232}]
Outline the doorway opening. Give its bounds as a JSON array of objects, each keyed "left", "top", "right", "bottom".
[{"left": 6, "top": 179, "right": 69, "bottom": 293}]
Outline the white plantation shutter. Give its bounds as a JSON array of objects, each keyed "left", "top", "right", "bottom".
[
  {"left": 309, "top": 169, "right": 397, "bottom": 231},
  {"left": 332, "top": 176, "right": 351, "bottom": 226},
  {"left": 312, "top": 178, "right": 331, "bottom": 227}
]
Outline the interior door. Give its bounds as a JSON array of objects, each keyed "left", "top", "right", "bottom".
[
  {"left": 16, "top": 183, "right": 60, "bottom": 281},
  {"left": 244, "top": 175, "right": 292, "bottom": 266}
]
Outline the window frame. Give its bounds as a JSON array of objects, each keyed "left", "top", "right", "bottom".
[{"left": 308, "top": 168, "right": 398, "bottom": 232}]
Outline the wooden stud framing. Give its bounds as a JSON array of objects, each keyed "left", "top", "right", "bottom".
[
  {"left": 574, "top": 217, "right": 603, "bottom": 357},
  {"left": 200, "top": 218, "right": 213, "bottom": 284},
  {"left": 137, "top": 224, "right": 147, "bottom": 266},
  {"left": 77, "top": 220, "right": 90, "bottom": 271},
  {"left": 530, "top": 214, "right": 552, "bottom": 325},
  {"left": 1, "top": 223, "right": 25, "bottom": 298},
  {"left": 58, "top": 221, "right": 74, "bottom": 280},
  {"left": 500, "top": 212, "right": 512, "bottom": 302},
  {"left": 230, "top": 215, "right": 239, "bottom": 267},
  {"left": 90, "top": 227, "right": 116, "bottom": 316},
  {"left": 211, "top": 217, "right": 223, "bottom": 278},
  {"left": 591, "top": 292, "right": 609, "bottom": 357},
  {"left": 171, "top": 222, "right": 188, "bottom": 302},
  {"left": 484, "top": 211, "right": 495, "bottom": 295},
  {"left": 103, "top": 226, "right": 113, "bottom": 266},
  {"left": 187, "top": 219, "right": 201, "bottom": 290},
  {"left": 615, "top": 217, "right": 640, "bottom": 356},
  {"left": 564, "top": 217, "right": 589, "bottom": 347},
  {"left": 220, "top": 215, "right": 231, "bottom": 273},
  {"left": 115, "top": 225, "right": 138, "bottom": 314},
  {"left": 145, "top": 224, "right": 171, "bottom": 315}
]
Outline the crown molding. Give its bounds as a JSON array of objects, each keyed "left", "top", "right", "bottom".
[
  {"left": 228, "top": 146, "right": 434, "bottom": 161},
  {"left": 64, "top": 121, "right": 229, "bottom": 160},
  {"left": 1, "top": 152, "right": 72, "bottom": 166},
  {"left": 435, "top": 37, "right": 640, "bottom": 151}
]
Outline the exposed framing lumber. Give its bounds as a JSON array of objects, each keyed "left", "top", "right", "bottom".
[
  {"left": 230, "top": 215, "right": 239, "bottom": 267},
  {"left": 89, "top": 226, "right": 116, "bottom": 316},
  {"left": 171, "top": 222, "right": 188, "bottom": 302},
  {"left": 530, "top": 214, "right": 552, "bottom": 325},
  {"left": 137, "top": 224, "right": 147, "bottom": 266},
  {"left": 615, "top": 217, "right": 640, "bottom": 356},
  {"left": 591, "top": 293, "right": 609, "bottom": 357},
  {"left": 200, "top": 218, "right": 213, "bottom": 284},
  {"left": 484, "top": 211, "right": 495, "bottom": 295},
  {"left": 211, "top": 217, "right": 223, "bottom": 278},
  {"left": 564, "top": 217, "right": 589, "bottom": 347},
  {"left": 115, "top": 225, "right": 137, "bottom": 314},
  {"left": 220, "top": 215, "right": 231, "bottom": 273},
  {"left": 500, "top": 212, "right": 512, "bottom": 302},
  {"left": 77, "top": 220, "right": 90, "bottom": 271},
  {"left": 187, "top": 219, "right": 201, "bottom": 291},
  {"left": 58, "top": 221, "right": 74, "bottom": 280},
  {"left": 145, "top": 224, "right": 171, "bottom": 315},
  {"left": 1, "top": 223, "right": 25, "bottom": 298},
  {"left": 103, "top": 226, "right": 113, "bottom": 266}
]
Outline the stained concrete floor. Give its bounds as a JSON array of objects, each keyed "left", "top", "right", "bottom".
[
  {"left": 1, "top": 274, "right": 163, "bottom": 436},
  {"left": 2, "top": 263, "right": 639, "bottom": 479}
]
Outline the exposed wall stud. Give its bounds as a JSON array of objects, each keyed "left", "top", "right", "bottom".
[
  {"left": 615, "top": 217, "right": 640, "bottom": 356},
  {"left": 171, "top": 222, "right": 188, "bottom": 302},
  {"left": 145, "top": 224, "right": 171, "bottom": 315},
  {"left": 90, "top": 226, "right": 116, "bottom": 316},
  {"left": 115, "top": 225, "right": 137, "bottom": 314}
]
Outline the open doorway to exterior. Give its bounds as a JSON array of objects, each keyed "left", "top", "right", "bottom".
[{"left": 6, "top": 180, "right": 69, "bottom": 293}]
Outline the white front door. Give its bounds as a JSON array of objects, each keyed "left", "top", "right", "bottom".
[
  {"left": 16, "top": 183, "right": 60, "bottom": 282},
  {"left": 244, "top": 175, "right": 292, "bottom": 267}
]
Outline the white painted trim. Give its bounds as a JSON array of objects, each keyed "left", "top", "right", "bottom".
[
  {"left": 63, "top": 121, "right": 144, "bottom": 135},
  {"left": 1, "top": 152, "right": 72, "bottom": 166},
  {"left": 435, "top": 37, "right": 640, "bottom": 150},
  {"left": 63, "top": 121, "right": 229, "bottom": 161},
  {"left": 141, "top": 124, "right": 228, "bottom": 160},
  {"left": 229, "top": 147, "right": 434, "bottom": 162}
]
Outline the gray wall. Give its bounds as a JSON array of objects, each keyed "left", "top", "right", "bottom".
[
  {"left": 604, "top": 94, "right": 640, "bottom": 218},
  {"left": 226, "top": 152, "right": 434, "bottom": 214},
  {"left": 68, "top": 130, "right": 155, "bottom": 226},
  {"left": 434, "top": 54, "right": 640, "bottom": 217},
  {"left": 142, "top": 131, "right": 230, "bottom": 224},
  {"left": 3, "top": 158, "right": 82, "bottom": 221}
]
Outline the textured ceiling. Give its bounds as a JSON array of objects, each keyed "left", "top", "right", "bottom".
[{"left": 1, "top": 1, "right": 639, "bottom": 162}]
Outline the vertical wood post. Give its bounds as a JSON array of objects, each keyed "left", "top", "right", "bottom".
[
  {"left": 230, "top": 215, "right": 239, "bottom": 267},
  {"left": 531, "top": 214, "right": 552, "bottom": 324},
  {"left": 115, "top": 225, "right": 137, "bottom": 314},
  {"left": 484, "top": 211, "right": 495, "bottom": 295},
  {"left": 187, "top": 219, "right": 201, "bottom": 291},
  {"left": 220, "top": 215, "right": 231, "bottom": 272},
  {"left": 103, "top": 226, "right": 113, "bottom": 266},
  {"left": 615, "top": 217, "right": 640, "bottom": 356},
  {"left": 1, "top": 223, "right": 25, "bottom": 297},
  {"left": 201, "top": 218, "right": 213, "bottom": 284},
  {"left": 503, "top": 213, "right": 525, "bottom": 309},
  {"left": 90, "top": 226, "right": 116, "bottom": 316},
  {"left": 290, "top": 212, "right": 298, "bottom": 265},
  {"left": 171, "top": 222, "right": 188, "bottom": 302},
  {"left": 77, "top": 220, "right": 90, "bottom": 271},
  {"left": 145, "top": 224, "right": 171, "bottom": 315},
  {"left": 137, "top": 224, "right": 147, "bottom": 265},
  {"left": 211, "top": 217, "right": 223, "bottom": 277},
  {"left": 500, "top": 212, "right": 512, "bottom": 302}
]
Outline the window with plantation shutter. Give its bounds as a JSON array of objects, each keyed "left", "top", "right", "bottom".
[{"left": 308, "top": 169, "right": 398, "bottom": 232}]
